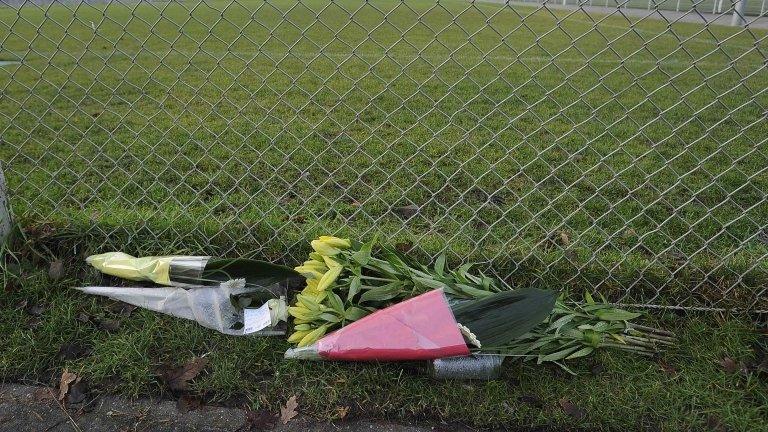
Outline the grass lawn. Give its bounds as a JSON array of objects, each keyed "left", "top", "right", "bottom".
[
  {"left": 0, "top": 2, "right": 767, "bottom": 428},
  {"left": 0, "top": 0, "right": 766, "bottom": 310},
  {"left": 1, "top": 257, "right": 767, "bottom": 431}
]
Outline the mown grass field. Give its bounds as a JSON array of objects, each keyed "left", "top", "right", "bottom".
[
  {"left": 0, "top": 0, "right": 766, "bottom": 309},
  {"left": 0, "top": 2, "right": 767, "bottom": 429},
  {"left": 1, "top": 259, "right": 767, "bottom": 430}
]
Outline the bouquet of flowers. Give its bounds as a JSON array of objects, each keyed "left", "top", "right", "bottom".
[
  {"left": 288, "top": 236, "right": 673, "bottom": 368},
  {"left": 83, "top": 252, "right": 301, "bottom": 336}
]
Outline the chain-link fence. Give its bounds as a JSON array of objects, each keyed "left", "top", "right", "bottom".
[
  {"left": 1, "top": 0, "right": 766, "bottom": 312},
  {"left": 515, "top": 0, "right": 768, "bottom": 16}
]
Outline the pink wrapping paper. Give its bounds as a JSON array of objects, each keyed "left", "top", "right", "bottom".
[{"left": 316, "top": 289, "right": 470, "bottom": 361}]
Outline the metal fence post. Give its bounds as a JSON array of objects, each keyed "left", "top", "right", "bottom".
[
  {"left": 0, "top": 163, "right": 11, "bottom": 246},
  {"left": 731, "top": 0, "right": 748, "bottom": 25}
]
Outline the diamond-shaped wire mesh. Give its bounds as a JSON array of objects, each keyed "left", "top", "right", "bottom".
[{"left": 0, "top": 0, "right": 766, "bottom": 311}]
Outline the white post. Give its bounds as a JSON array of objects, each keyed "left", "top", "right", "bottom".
[
  {"left": 731, "top": 0, "right": 748, "bottom": 25},
  {"left": 0, "top": 163, "right": 11, "bottom": 246}
]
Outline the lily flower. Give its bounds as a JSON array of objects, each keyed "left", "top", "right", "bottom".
[{"left": 317, "top": 265, "right": 343, "bottom": 291}]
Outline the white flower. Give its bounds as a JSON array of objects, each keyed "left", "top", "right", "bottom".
[
  {"left": 220, "top": 278, "right": 246, "bottom": 290},
  {"left": 458, "top": 323, "right": 482, "bottom": 348}
]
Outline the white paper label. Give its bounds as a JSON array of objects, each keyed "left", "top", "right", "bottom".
[{"left": 243, "top": 302, "right": 272, "bottom": 334}]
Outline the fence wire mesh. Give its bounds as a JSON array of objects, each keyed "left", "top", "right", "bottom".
[{"left": 0, "top": 0, "right": 766, "bottom": 312}]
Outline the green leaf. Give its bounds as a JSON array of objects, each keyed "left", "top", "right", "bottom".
[
  {"left": 538, "top": 345, "right": 579, "bottom": 363},
  {"left": 297, "top": 294, "right": 321, "bottom": 311},
  {"left": 547, "top": 313, "right": 576, "bottom": 333},
  {"left": 319, "top": 312, "right": 341, "bottom": 323},
  {"left": 413, "top": 277, "right": 445, "bottom": 290},
  {"left": 326, "top": 293, "right": 345, "bottom": 314},
  {"left": 584, "top": 291, "right": 595, "bottom": 305},
  {"left": 344, "top": 307, "right": 369, "bottom": 321},
  {"left": 455, "top": 263, "right": 473, "bottom": 280},
  {"left": 201, "top": 258, "right": 300, "bottom": 286},
  {"left": 434, "top": 254, "right": 446, "bottom": 277},
  {"left": 565, "top": 346, "right": 594, "bottom": 359},
  {"left": 359, "top": 283, "right": 403, "bottom": 303},
  {"left": 594, "top": 308, "right": 642, "bottom": 321},
  {"left": 352, "top": 236, "right": 376, "bottom": 266},
  {"left": 347, "top": 276, "right": 362, "bottom": 302},
  {"left": 452, "top": 288, "right": 557, "bottom": 347},
  {"left": 583, "top": 329, "right": 603, "bottom": 347}
]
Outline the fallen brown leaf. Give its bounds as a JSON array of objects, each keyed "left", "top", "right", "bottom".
[
  {"left": 177, "top": 394, "right": 203, "bottom": 413},
  {"left": 26, "top": 303, "right": 45, "bottom": 317},
  {"left": 394, "top": 242, "right": 414, "bottom": 253},
  {"left": 109, "top": 302, "right": 137, "bottom": 317},
  {"left": 559, "top": 231, "right": 571, "bottom": 247},
  {"left": 589, "top": 361, "right": 604, "bottom": 376},
  {"left": 335, "top": 406, "right": 349, "bottom": 420},
  {"left": 719, "top": 357, "right": 740, "bottom": 374},
  {"left": 280, "top": 395, "right": 298, "bottom": 425},
  {"left": 242, "top": 408, "right": 276, "bottom": 430},
  {"left": 518, "top": 394, "right": 543, "bottom": 408},
  {"left": 58, "top": 370, "right": 79, "bottom": 401},
  {"left": 393, "top": 204, "right": 419, "bottom": 219},
  {"left": 33, "top": 387, "right": 56, "bottom": 402},
  {"left": 98, "top": 318, "right": 121, "bottom": 333},
  {"left": 48, "top": 260, "right": 65, "bottom": 281},
  {"left": 658, "top": 359, "right": 677, "bottom": 375},
  {"left": 157, "top": 357, "right": 209, "bottom": 391},
  {"left": 66, "top": 381, "right": 88, "bottom": 404},
  {"left": 704, "top": 414, "right": 727, "bottom": 431},
  {"left": 58, "top": 342, "right": 90, "bottom": 361},
  {"left": 559, "top": 397, "right": 586, "bottom": 420}
]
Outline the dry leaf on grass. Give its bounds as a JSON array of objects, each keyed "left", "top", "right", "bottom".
[
  {"left": 280, "top": 395, "right": 298, "bottom": 424},
  {"left": 48, "top": 259, "right": 65, "bottom": 280},
  {"left": 66, "top": 381, "right": 88, "bottom": 404},
  {"left": 719, "top": 357, "right": 741, "bottom": 374},
  {"left": 58, "top": 370, "right": 79, "bottom": 401},
  {"left": 177, "top": 394, "right": 203, "bottom": 413},
  {"left": 33, "top": 387, "right": 56, "bottom": 402},
  {"left": 98, "top": 318, "right": 121, "bottom": 333},
  {"left": 57, "top": 342, "right": 90, "bottom": 361},
  {"left": 559, "top": 397, "right": 586, "bottom": 420},
  {"left": 242, "top": 408, "right": 276, "bottom": 430},
  {"left": 157, "top": 357, "right": 209, "bottom": 391},
  {"left": 658, "top": 359, "right": 677, "bottom": 375},
  {"left": 335, "top": 406, "right": 349, "bottom": 420}
]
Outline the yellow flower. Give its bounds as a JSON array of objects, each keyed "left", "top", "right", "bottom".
[
  {"left": 301, "top": 281, "right": 327, "bottom": 303},
  {"left": 306, "top": 278, "right": 319, "bottom": 290},
  {"left": 288, "top": 306, "right": 316, "bottom": 321},
  {"left": 322, "top": 255, "right": 341, "bottom": 269},
  {"left": 288, "top": 330, "right": 311, "bottom": 344},
  {"left": 310, "top": 236, "right": 350, "bottom": 256},
  {"left": 294, "top": 259, "right": 327, "bottom": 280},
  {"left": 311, "top": 239, "right": 341, "bottom": 256},
  {"left": 317, "top": 236, "right": 351, "bottom": 249},
  {"left": 298, "top": 325, "right": 328, "bottom": 347},
  {"left": 316, "top": 265, "right": 343, "bottom": 291},
  {"left": 309, "top": 252, "right": 324, "bottom": 262}
]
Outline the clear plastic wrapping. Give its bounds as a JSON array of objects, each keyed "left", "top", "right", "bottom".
[{"left": 77, "top": 282, "right": 287, "bottom": 336}]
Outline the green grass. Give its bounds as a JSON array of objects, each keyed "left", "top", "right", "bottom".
[
  {"left": 1, "top": 259, "right": 766, "bottom": 431},
  {"left": 0, "top": 1, "right": 767, "bottom": 307}
]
